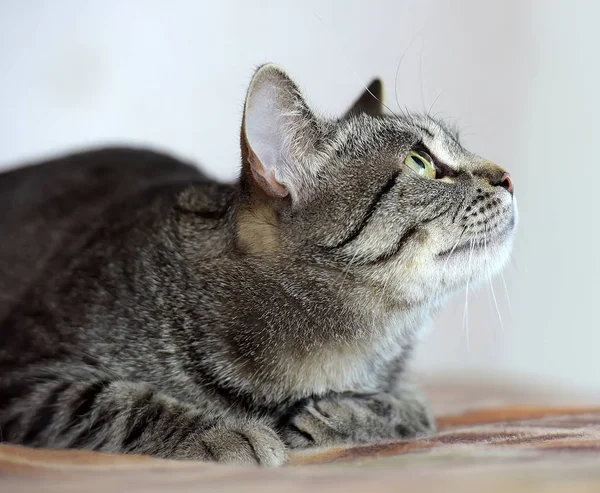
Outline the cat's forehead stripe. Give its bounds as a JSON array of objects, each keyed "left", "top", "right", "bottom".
[{"left": 336, "top": 114, "right": 465, "bottom": 171}]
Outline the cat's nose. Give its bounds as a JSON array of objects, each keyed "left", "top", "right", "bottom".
[
  {"left": 474, "top": 162, "right": 514, "bottom": 195},
  {"left": 497, "top": 173, "right": 514, "bottom": 194},
  {"left": 483, "top": 167, "right": 514, "bottom": 195}
]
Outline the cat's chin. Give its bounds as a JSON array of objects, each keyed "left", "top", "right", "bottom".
[
  {"left": 432, "top": 221, "right": 516, "bottom": 290},
  {"left": 436, "top": 214, "right": 516, "bottom": 261}
]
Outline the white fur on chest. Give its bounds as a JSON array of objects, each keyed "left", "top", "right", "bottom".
[{"left": 297, "top": 309, "right": 428, "bottom": 396}]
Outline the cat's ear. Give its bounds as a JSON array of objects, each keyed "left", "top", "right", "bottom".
[
  {"left": 344, "top": 79, "right": 384, "bottom": 118},
  {"left": 241, "top": 64, "right": 322, "bottom": 201}
]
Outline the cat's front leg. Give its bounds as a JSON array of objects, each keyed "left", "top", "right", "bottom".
[
  {"left": 1, "top": 376, "right": 287, "bottom": 466},
  {"left": 280, "top": 388, "right": 435, "bottom": 449}
]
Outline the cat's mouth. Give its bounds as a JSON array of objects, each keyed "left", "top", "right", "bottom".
[
  {"left": 436, "top": 215, "right": 516, "bottom": 259},
  {"left": 436, "top": 240, "right": 476, "bottom": 258}
]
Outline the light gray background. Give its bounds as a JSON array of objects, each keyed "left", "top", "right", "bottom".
[{"left": 1, "top": 1, "right": 597, "bottom": 391}]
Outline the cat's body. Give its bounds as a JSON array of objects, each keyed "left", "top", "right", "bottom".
[{"left": 0, "top": 65, "right": 516, "bottom": 465}]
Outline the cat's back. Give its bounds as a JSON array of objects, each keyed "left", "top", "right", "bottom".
[
  {"left": 0, "top": 147, "right": 206, "bottom": 318},
  {"left": 0, "top": 147, "right": 204, "bottom": 226}
]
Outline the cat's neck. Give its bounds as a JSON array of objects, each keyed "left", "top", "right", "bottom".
[{"left": 171, "top": 184, "right": 435, "bottom": 401}]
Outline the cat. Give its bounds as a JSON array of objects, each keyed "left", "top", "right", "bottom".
[{"left": 0, "top": 64, "right": 516, "bottom": 466}]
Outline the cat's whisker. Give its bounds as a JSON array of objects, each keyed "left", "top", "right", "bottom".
[
  {"left": 312, "top": 11, "right": 403, "bottom": 121},
  {"left": 427, "top": 92, "right": 443, "bottom": 118},
  {"left": 419, "top": 37, "right": 427, "bottom": 112},
  {"left": 481, "top": 221, "right": 496, "bottom": 340},
  {"left": 442, "top": 225, "right": 469, "bottom": 271},
  {"left": 430, "top": 110, "right": 446, "bottom": 122},
  {"left": 462, "top": 284, "right": 470, "bottom": 351},
  {"left": 506, "top": 252, "right": 520, "bottom": 273},
  {"left": 482, "top": 212, "right": 503, "bottom": 336},
  {"left": 462, "top": 236, "right": 476, "bottom": 352},
  {"left": 500, "top": 271, "right": 513, "bottom": 316},
  {"left": 488, "top": 259, "right": 505, "bottom": 336},
  {"left": 489, "top": 277, "right": 504, "bottom": 334},
  {"left": 434, "top": 114, "right": 449, "bottom": 124},
  {"left": 393, "top": 30, "right": 426, "bottom": 119}
]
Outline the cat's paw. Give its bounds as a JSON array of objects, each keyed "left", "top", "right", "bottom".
[
  {"left": 177, "top": 419, "right": 288, "bottom": 466},
  {"left": 281, "top": 392, "right": 435, "bottom": 449}
]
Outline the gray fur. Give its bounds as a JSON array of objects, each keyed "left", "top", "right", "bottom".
[{"left": 0, "top": 64, "right": 516, "bottom": 466}]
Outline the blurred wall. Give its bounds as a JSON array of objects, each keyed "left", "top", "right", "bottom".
[{"left": 1, "top": 1, "right": 598, "bottom": 391}]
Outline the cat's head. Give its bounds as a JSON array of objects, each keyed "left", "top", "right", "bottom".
[{"left": 236, "top": 64, "right": 516, "bottom": 308}]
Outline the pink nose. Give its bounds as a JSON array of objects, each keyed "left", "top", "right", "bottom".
[{"left": 500, "top": 172, "right": 514, "bottom": 194}]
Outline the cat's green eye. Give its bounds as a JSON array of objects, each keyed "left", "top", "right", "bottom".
[{"left": 405, "top": 151, "right": 436, "bottom": 179}]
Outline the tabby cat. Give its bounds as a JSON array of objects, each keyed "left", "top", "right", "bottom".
[{"left": 0, "top": 64, "right": 516, "bottom": 466}]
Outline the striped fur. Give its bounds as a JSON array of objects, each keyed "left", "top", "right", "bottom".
[{"left": 0, "top": 64, "right": 516, "bottom": 465}]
